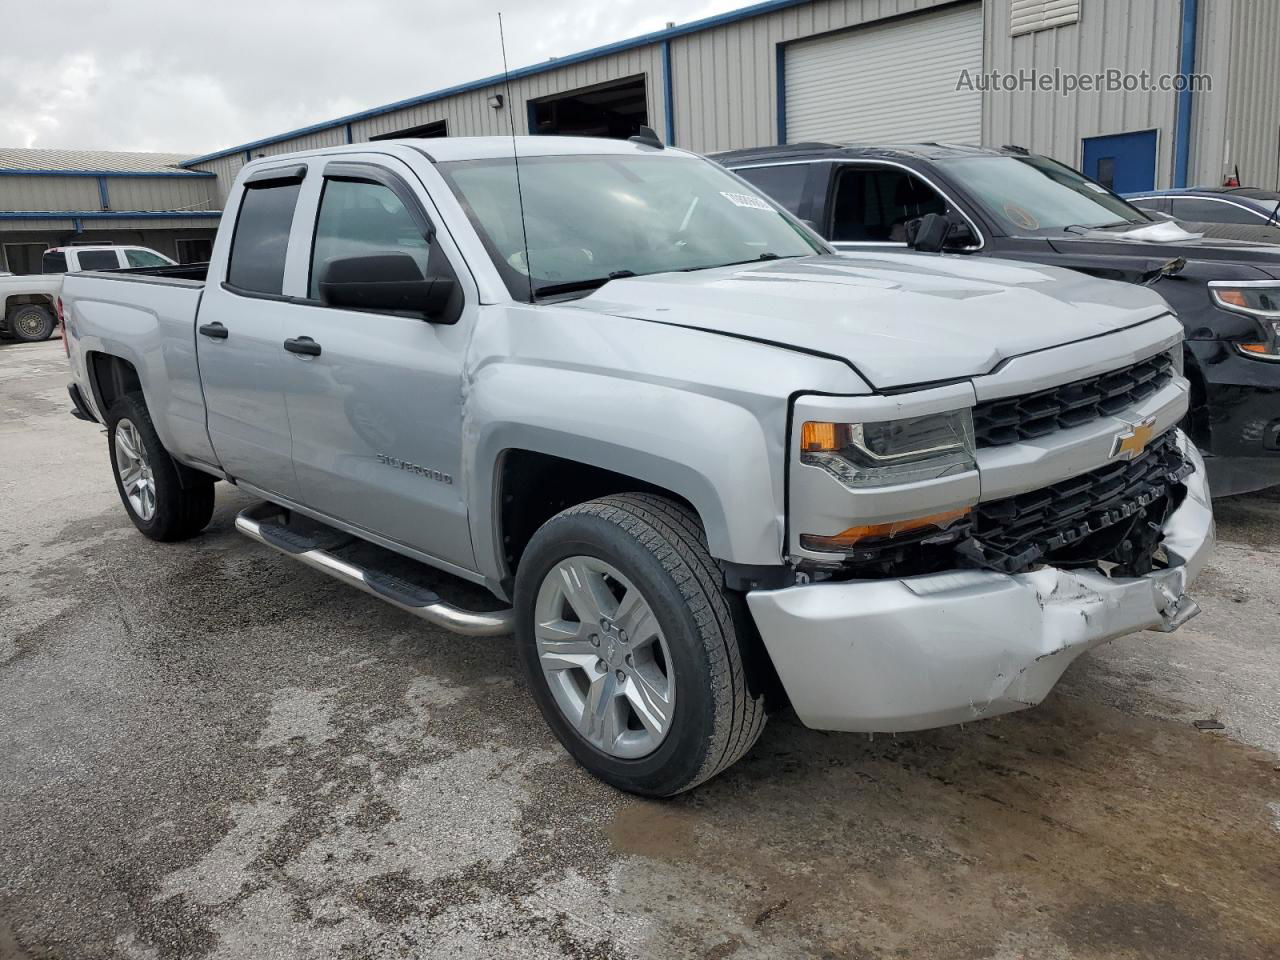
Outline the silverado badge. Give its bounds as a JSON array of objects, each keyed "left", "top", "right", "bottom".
[{"left": 1110, "top": 417, "right": 1157, "bottom": 461}]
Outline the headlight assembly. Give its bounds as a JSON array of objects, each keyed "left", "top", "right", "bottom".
[
  {"left": 800, "top": 409, "right": 976, "bottom": 488},
  {"left": 1209, "top": 283, "right": 1280, "bottom": 361}
]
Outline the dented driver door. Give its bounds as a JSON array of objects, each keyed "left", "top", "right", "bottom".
[{"left": 278, "top": 154, "right": 477, "bottom": 573}]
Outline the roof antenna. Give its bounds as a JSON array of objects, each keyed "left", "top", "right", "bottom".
[{"left": 498, "top": 12, "right": 534, "bottom": 303}]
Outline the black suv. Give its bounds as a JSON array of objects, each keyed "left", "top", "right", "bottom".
[{"left": 713, "top": 143, "right": 1280, "bottom": 496}]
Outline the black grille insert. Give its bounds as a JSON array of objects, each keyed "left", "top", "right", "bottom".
[
  {"left": 961, "top": 431, "right": 1192, "bottom": 573},
  {"left": 974, "top": 352, "right": 1175, "bottom": 447}
]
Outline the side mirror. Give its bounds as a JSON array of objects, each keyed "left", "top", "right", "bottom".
[
  {"left": 906, "top": 213, "right": 951, "bottom": 253},
  {"left": 318, "top": 253, "right": 455, "bottom": 318},
  {"left": 906, "top": 214, "right": 975, "bottom": 252}
]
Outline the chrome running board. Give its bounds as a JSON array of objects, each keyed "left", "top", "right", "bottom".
[{"left": 234, "top": 502, "right": 513, "bottom": 637}]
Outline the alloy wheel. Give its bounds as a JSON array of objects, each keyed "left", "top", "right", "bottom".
[
  {"left": 533, "top": 556, "right": 675, "bottom": 759},
  {"left": 114, "top": 418, "right": 156, "bottom": 521}
]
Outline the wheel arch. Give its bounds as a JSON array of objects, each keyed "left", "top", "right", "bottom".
[
  {"left": 86, "top": 351, "right": 144, "bottom": 419},
  {"left": 472, "top": 427, "right": 782, "bottom": 594},
  {"left": 492, "top": 448, "right": 705, "bottom": 586},
  {"left": 2, "top": 292, "right": 56, "bottom": 314}
]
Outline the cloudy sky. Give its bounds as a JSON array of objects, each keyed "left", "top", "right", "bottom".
[{"left": 0, "top": 1, "right": 743, "bottom": 155}]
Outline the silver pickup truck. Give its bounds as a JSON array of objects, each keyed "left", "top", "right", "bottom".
[{"left": 62, "top": 136, "right": 1214, "bottom": 796}]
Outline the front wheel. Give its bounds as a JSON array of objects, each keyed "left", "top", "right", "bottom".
[
  {"left": 514, "top": 494, "right": 766, "bottom": 796},
  {"left": 106, "top": 393, "right": 215, "bottom": 541},
  {"left": 7, "top": 303, "right": 55, "bottom": 342}
]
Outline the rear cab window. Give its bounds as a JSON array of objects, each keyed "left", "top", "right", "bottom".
[
  {"left": 76, "top": 250, "right": 123, "bottom": 271},
  {"left": 41, "top": 251, "right": 68, "bottom": 274},
  {"left": 227, "top": 173, "right": 304, "bottom": 295},
  {"left": 125, "top": 249, "right": 172, "bottom": 268}
]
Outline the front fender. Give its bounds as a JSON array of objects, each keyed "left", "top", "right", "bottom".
[{"left": 465, "top": 365, "right": 788, "bottom": 585}]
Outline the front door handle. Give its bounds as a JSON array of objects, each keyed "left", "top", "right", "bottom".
[
  {"left": 284, "top": 336, "right": 321, "bottom": 357},
  {"left": 198, "top": 322, "right": 228, "bottom": 339}
]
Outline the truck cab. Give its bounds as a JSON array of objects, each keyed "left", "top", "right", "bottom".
[
  {"left": 41, "top": 245, "right": 175, "bottom": 274},
  {"left": 61, "top": 137, "right": 1213, "bottom": 796}
]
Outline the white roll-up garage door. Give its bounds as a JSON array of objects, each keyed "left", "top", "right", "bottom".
[{"left": 784, "top": 3, "right": 983, "bottom": 145}]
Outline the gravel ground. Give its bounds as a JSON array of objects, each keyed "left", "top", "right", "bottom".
[{"left": 2, "top": 338, "right": 1278, "bottom": 960}]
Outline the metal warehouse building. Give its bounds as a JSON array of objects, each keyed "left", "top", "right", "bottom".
[
  {"left": 0, "top": 149, "right": 220, "bottom": 273},
  {"left": 179, "top": 0, "right": 1280, "bottom": 202}
]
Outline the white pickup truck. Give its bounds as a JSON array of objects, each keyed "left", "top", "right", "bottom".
[
  {"left": 0, "top": 244, "right": 173, "bottom": 342},
  {"left": 61, "top": 136, "right": 1214, "bottom": 795}
]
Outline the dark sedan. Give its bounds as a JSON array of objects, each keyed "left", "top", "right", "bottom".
[{"left": 1123, "top": 188, "right": 1280, "bottom": 245}]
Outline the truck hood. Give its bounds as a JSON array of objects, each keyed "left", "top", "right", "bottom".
[
  {"left": 1048, "top": 233, "right": 1280, "bottom": 273},
  {"left": 568, "top": 254, "right": 1169, "bottom": 389}
]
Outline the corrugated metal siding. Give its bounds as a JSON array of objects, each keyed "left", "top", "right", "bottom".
[
  {"left": 983, "top": 0, "right": 1183, "bottom": 185},
  {"left": 346, "top": 44, "right": 665, "bottom": 142},
  {"left": 1225, "top": 0, "right": 1280, "bottom": 191},
  {"left": 1188, "top": 0, "right": 1235, "bottom": 187},
  {"left": 194, "top": 154, "right": 249, "bottom": 204},
  {"left": 0, "top": 216, "right": 221, "bottom": 231},
  {"left": 784, "top": 3, "right": 982, "bottom": 143},
  {"left": 192, "top": 44, "right": 666, "bottom": 207},
  {"left": 0, "top": 176, "right": 101, "bottom": 212},
  {"left": 0, "top": 219, "right": 81, "bottom": 232},
  {"left": 78, "top": 216, "right": 223, "bottom": 230},
  {"left": 104, "top": 177, "right": 218, "bottom": 212},
  {"left": 669, "top": 0, "right": 961, "bottom": 154},
  {"left": 253, "top": 127, "right": 348, "bottom": 158}
]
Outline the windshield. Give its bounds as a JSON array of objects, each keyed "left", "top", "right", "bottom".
[
  {"left": 943, "top": 155, "right": 1152, "bottom": 235},
  {"left": 438, "top": 153, "right": 824, "bottom": 300}
]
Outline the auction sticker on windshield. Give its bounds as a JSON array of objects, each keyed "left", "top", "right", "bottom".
[{"left": 721, "top": 192, "right": 773, "bottom": 210}]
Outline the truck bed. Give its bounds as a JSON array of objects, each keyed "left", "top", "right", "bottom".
[
  {"left": 62, "top": 262, "right": 216, "bottom": 465},
  {"left": 106, "top": 261, "right": 210, "bottom": 284}
]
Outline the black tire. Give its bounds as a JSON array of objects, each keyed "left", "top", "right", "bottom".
[
  {"left": 106, "top": 392, "right": 215, "bottom": 542},
  {"left": 7, "top": 303, "right": 55, "bottom": 342},
  {"left": 514, "top": 493, "right": 766, "bottom": 796}
]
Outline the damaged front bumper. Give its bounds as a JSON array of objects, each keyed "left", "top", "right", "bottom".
[{"left": 747, "top": 438, "right": 1215, "bottom": 733}]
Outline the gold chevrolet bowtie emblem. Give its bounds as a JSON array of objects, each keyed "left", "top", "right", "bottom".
[{"left": 1110, "top": 417, "right": 1157, "bottom": 460}]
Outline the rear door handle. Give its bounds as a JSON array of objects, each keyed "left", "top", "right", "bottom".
[
  {"left": 198, "top": 322, "right": 228, "bottom": 339},
  {"left": 284, "top": 336, "right": 321, "bottom": 357}
]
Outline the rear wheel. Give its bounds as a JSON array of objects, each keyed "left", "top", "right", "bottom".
[
  {"left": 514, "top": 494, "right": 766, "bottom": 796},
  {"left": 7, "top": 303, "right": 55, "bottom": 342},
  {"left": 106, "top": 393, "right": 215, "bottom": 541}
]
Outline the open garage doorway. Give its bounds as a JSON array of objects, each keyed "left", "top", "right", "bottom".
[
  {"left": 369, "top": 119, "right": 448, "bottom": 141},
  {"left": 529, "top": 75, "right": 648, "bottom": 139}
]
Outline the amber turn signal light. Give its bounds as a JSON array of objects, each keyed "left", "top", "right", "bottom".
[
  {"left": 801, "top": 421, "right": 840, "bottom": 452},
  {"left": 801, "top": 507, "right": 971, "bottom": 551}
]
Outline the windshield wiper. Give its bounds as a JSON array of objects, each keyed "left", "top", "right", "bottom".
[
  {"left": 682, "top": 252, "right": 791, "bottom": 272},
  {"left": 534, "top": 270, "right": 637, "bottom": 298},
  {"left": 1062, "top": 220, "right": 1143, "bottom": 234}
]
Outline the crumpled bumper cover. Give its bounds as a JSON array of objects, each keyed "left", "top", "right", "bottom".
[{"left": 748, "top": 435, "right": 1215, "bottom": 733}]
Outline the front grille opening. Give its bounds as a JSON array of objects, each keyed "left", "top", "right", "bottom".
[
  {"left": 974, "top": 352, "right": 1175, "bottom": 447},
  {"left": 960, "top": 431, "right": 1192, "bottom": 576}
]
